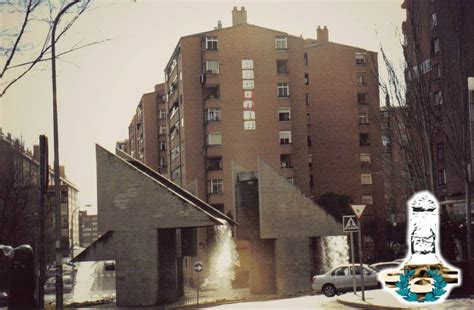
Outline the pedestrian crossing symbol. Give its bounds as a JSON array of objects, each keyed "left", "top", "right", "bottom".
[{"left": 343, "top": 215, "right": 358, "bottom": 232}]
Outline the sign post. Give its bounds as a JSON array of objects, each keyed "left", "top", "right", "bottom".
[
  {"left": 350, "top": 231, "right": 356, "bottom": 295},
  {"left": 193, "top": 261, "right": 203, "bottom": 305},
  {"left": 351, "top": 204, "right": 366, "bottom": 302},
  {"left": 343, "top": 215, "right": 358, "bottom": 295}
]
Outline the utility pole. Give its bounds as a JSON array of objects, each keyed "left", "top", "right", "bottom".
[
  {"left": 38, "top": 135, "right": 48, "bottom": 309},
  {"left": 51, "top": 1, "right": 80, "bottom": 308}
]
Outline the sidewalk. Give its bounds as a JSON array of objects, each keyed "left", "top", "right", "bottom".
[
  {"left": 337, "top": 289, "right": 474, "bottom": 309},
  {"left": 337, "top": 289, "right": 423, "bottom": 309}
]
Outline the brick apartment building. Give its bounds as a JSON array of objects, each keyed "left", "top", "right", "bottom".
[
  {"left": 304, "top": 27, "right": 385, "bottom": 245},
  {"left": 402, "top": 4, "right": 473, "bottom": 207},
  {"left": 79, "top": 210, "right": 99, "bottom": 248},
  {"left": 118, "top": 7, "right": 386, "bottom": 267},
  {"left": 392, "top": 0, "right": 474, "bottom": 258},
  {"left": 162, "top": 7, "right": 383, "bottom": 220},
  {"left": 125, "top": 84, "right": 167, "bottom": 174}
]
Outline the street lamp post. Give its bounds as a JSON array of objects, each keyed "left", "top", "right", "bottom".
[
  {"left": 70, "top": 204, "right": 91, "bottom": 258},
  {"left": 51, "top": 1, "right": 80, "bottom": 308}
]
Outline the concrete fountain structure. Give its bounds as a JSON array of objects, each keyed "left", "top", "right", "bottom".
[{"left": 72, "top": 145, "right": 236, "bottom": 307}]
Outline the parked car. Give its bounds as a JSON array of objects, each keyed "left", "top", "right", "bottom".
[
  {"left": 312, "top": 264, "right": 379, "bottom": 297},
  {"left": 0, "top": 291, "right": 8, "bottom": 307},
  {"left": 104, "top": 261, "right": 115, "bottom": 271},
  {"left": 44, "top": 275, "right": 74, "bottom": 294},
  {"left": 370, "top": 262, "right": 401, "bottom": 272}
]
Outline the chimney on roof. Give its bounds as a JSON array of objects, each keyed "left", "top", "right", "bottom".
[
  {"left": 60, "top": 166, "right": 66, "bottom": 178},
  {"left": 217, "top": 20, "right": 222, "bottom": 29},
  {"left": 232, "top": 6, "right": 247, "bottom": 26},
  {"left": 317, "top": 25, "right": 329, "bottom": 44},
  {"left": 33, "top": 144, "right": 40, "bottom": 162}
]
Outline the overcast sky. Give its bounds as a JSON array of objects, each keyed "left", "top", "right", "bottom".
[{"left": 0, "top": 0, "right": 405, "bottom": 214}]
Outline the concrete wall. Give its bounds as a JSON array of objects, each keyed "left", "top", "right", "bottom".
[
  {"left": 249, "top": 239, "right": 275, "bottom": 294},
  {"left": 274, "top": 237, "right": 311, "bottom": 295},
  {"left": 115, "top": 229, "right": 158, "bottom": 306},
  {"left": 96, "top": 145, "right": 217, "bottom": 234},
  {"left": 94, "top": 145, "right": 229, "bottom": 306},
  {"left": 258, "top": 158, "right": 342, "bottom": 239}
]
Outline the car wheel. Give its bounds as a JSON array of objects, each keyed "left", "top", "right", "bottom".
[{"left": 322, "top": 284, "right": 337, "bottom": 297}]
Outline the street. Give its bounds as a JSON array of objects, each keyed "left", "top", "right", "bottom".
[
  {"left": 206, "top": 293, "right": 474, "bottom": 309},
  {"left": 207, "top": 295, "right": 353, "bottom": 309}
]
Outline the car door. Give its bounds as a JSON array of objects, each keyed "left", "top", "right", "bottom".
[
  {"left": 364, "top": 267, "right": 379, "bottom": 288},
  {"left": 332, "top": 266, "right": 350, "bottom": 290},
  {"left": 352, "top": 266, "right": 378, "bottom": 288}
]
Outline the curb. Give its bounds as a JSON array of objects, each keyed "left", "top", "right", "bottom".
[
  {"left": 166, "top": 293, "right": 312, "bottom": 309},
  {"left": 336, "top": 297, "right": 407, "bottom": 310}
]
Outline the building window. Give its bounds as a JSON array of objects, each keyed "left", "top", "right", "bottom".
[
  {"left": 306, "top": 113, "right": 311, "bottom": 126},
  {"left": 280, "top": 154, "right": 292, "bottom": 168},
  {"left": 355, "top": 53, "right": 366, "bottom": 65},
  {"left": 304, "top": 52, "right": 308, "bottom": 65},
  {"left": 357, "top": 73, "right": 366, "bottom": 86},
  {"left": 243, "top": 80, "right": 255, "bottom": 89},
  {"left": 433, "top": 91, "right": 443, "bottom": 106},
  {"left": 159, "top": 142, "right": 166, "bottom": 151},
  {"left": 382, "top": 135, "right": 391, "bottom": 153},
  {"left": 160, "top": 156, "right": 166, "bottom": 166},
  {"left": 357, "top": 93, "right": 368, "bottom": 105},
  {"left": 207, "top": 107, "right": 221, "bottom": 122},
  {"left": 287, "top": 177, "right": 294, "bottom": 184},
  {"left": 437, "top": 143, "right": 445, "bottom": 160},
  {"left": 278, "top": 107, "right": 291, "bottom": 121},
  {"left": 204, "top": 86, "right": 220, "bottom": 99},
  {"left": 159, "top": 110, "right": 166, "bottom": 119},
  {"left": 207, "top": 133, "right": 222, "bottom": 146},
  {"left": 433, "top": 38, "right": 440, "bottom": 54},
  {"left": 205, "top": 36, "right": 218, "bottom": 50},
  {"left": 437, "top": 169, "right": 447, "bottom": 186},
  {"left": 431, "top": 12, "right": 438, "bottom": 29},
  {"left": 242, "top": 70, "right": 254, "bottom": 79},
  {"left": 171, "top": 145, "right": 180, "bottom": 160},
  {"left": 205, "top": 60, "right": 219, "bottom": 74},
  {"left": 432, "top": 64, "right": 441, "bottom": 80},
  {"left": 362, "top": 195, "right": 373, "bottom": 206},
  {"left": 208, "top": 179, "right": 223, "bottom": 194},
  {"left": 159, "top": 126, "right": 167, "bottom": 135},
  {"left": 242, "top": 59, "right": 254, "bottom": 69},
  {"left": 304, "top": 73, "right": 309, "bottom": 85},
  {"left": 171, "top": 167, "right": 181, "bottom": 181},
  {"left": 275, "top": 36, "right": 288, "bottom": 50},
  {"left": 277, "top": 59, "right": 288, "bottom": 74},
  {"left": 361, "top": 174, "right": 373, "bottom": 186},
  {"left": 360, "top": 153, "right": 371, "bottom": 164},
  {"left": 307, "top": 136, "right": 312, "bottom": 147},
  {"left": 305, "top": 93, "right": 310, "bottom": 105},
  {"left": 279, "top": 131, "right": 292, "bottom": 145},
  {"left": 206, "top": 157, "right": 223, "bottom": 171},
  {"left": 277, "top": 83, "right": 289, "bottom": 97},
  {"left": 308, "top": 154, "right": 313, "bottom": 167},
  {"left": 360, "top": 133, "right": 370, "bottom": 146},
  {"left": 359, "top": 112, "right": 369, "bottom": 125}
]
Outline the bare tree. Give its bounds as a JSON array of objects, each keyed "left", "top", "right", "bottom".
[
  {"left": 379, "top": 0, "right": 473, "bottom": 260},
  {"left": 0, "top": 0, "right": 107, "bottom": 98},
  {"left": 0, "top": 138, "right": 37, "bottom": 246}
]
